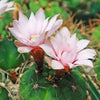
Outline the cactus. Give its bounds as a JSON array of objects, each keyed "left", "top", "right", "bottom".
[
  {"left": 0, "top": 88, "right": 8, "bottom": 100},
  {"left": 0, "top": 39, "right": 29, "bottom": 70},
  {"left": 20, "top": 64, "right": 87, "bottom": 100}
]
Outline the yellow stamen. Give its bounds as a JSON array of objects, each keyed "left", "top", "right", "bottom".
[{"left": 31, "top": 35, "right": 40, "bottom": 42}]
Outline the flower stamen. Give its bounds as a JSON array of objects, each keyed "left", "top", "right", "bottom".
[{"left": 31, "top": 35, "right": 40, "bottom": 42}]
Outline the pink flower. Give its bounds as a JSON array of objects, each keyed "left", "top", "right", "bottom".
[
  {"left": 0, "top": 0, "right": 14, "bottom": 15},
  {"left": 40, "top": 27, "right": 96, "bottom": 71},
  {"left": 9, "top": 8, "right": 63, "bottom": 53}
]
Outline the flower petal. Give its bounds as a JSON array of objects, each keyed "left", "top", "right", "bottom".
[
  {"left": 59, "top": 27, "right": 70, "bottom": 40},
  {"left": 35, "top": 8, "right": 45, "bottom": 21},
  {"left": 61, "top": 52, "right": 76, "bottom": 65},
  {"left": 9, "top": 28, "right": 32, "bottom": 45},
  {"left": 9, "top": 28, "right": 23, "bottom": 40},
  {"left": 76, "top": 49, "right": 96, "bottom": 60},
  {"left": 18, "top": 46, "right": 32, "bottom": 53},
  {"left": 14, "top": 40, "right": 27, "bottom": 47},
  {"left": 35, "top": 21, "right": 42, "bottom": 35},
  {"left": 45, "top": 56, "right": 52, "bottom": 66},
  {"left": 47, "top": 19, "right": 63, "bottom": 38},
  {"left": 77, "top": 40, "right": 90, "bottom": 51},
  {"left": 74, "top": 59, "right": 94, "bottom": 67},
  {"left": 6, "top": 1, "right": 15, "bottom": 11},
  {"left": 51, "top": 60, "right": 64, "bottom": 69},
  {"left": 68, "top": 63, "right": 75, "bottom": 69},
  {"left": 0, "top": 6, "right": 7, "bottom": 15},
  {"left": 69, "top": 33, "right": 77, "bottom": 44},
  {"left": 28, "top": 12, "right": 36, "bottom": 35},
  {"left": 46, "top": 14, "right": 59, "bottom": 31},
  {"left": 0, "top": 0, "right": 14, "bottom": 15},
  {"left": 19, "top": 11, "right": 28, "bottom": 23},
  {"left": 6, "top": 1, "right": 14, "bottom": 8},
  {"left": 41, "top": 18, "right": 49, "bottom": 33},
  {"left": 0, "top": 0, "right": 7, "bottom": 4},
  {"left": 50, "top": 36, "right": 63, "bottom": 59},
  {"left": 34, "top": 32, "right": 45, "bottom": 45},
  {"left": 40, "top": 44, "right": 57, "bottom": 59},
  {"left": 64, "top": 33, "right": 77, "bottom": 52}
]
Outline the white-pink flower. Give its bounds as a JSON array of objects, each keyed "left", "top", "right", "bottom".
[
  {"left": 40, "top": 27, "right": 96, "bottom": 71},
  {"left": 9, "top": 8, "right": 63, "bottom": 53},
  {"left": 0, "top": 0, "right": 14, "bottom": 15}
]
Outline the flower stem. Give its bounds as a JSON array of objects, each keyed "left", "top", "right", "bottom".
[{"left": 30, "top": 46, "right": 44, "bottom": 73}]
